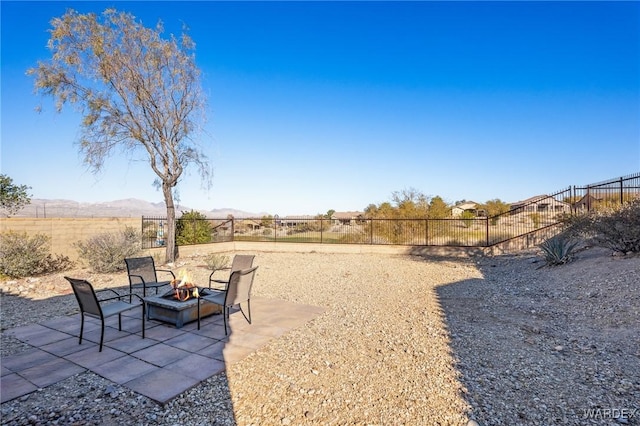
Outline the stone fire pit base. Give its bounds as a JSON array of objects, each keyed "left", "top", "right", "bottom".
[{"left": 144, "top": 290, "right": 222, "bottom": 328}]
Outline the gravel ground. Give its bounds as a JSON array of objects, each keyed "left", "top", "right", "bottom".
[{"left": 1, "top": 248, "right": 639, "bottom": 425}]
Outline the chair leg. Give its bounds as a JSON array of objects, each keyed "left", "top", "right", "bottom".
[
  {"left": 240, "top": 300, "right": 252, "bottom": 324},
  {"left": 197, "top": 298, "right": 201, "bottom": 330},
  {"left": 79, "top": 314, "right": 85, "bottom": 345},
  {"left": 141, "top": 303, "right": 146, "bottom": 339},
  {"left": 99, "top": 320, "right": 105, "bottom": 352},
  {"left": 223, "top": 306, "right": 228, "bottom": 335}
]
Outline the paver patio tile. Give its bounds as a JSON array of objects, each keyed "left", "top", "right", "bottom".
[
  {"left": 64, "top": 345, "right": 126, "bottom": 368},
  {"left": 106, "top": 333, "right": 159, "bottom": 353},
  {"left": 196, "top": 341, "right": 226, "bottom": 361},
  {"left": 91, "top": 356, "right": 159, "bottom": 385},
  {"left": 4, "top": 323, "right": 74, "bottom": 347},
  {"left": 2, "top": 348, "right": 58, "bottom": 372},
  {"left": 224, "top": 331, "right": 274, "bottom": 350},
  {"left": 41, "top": 315, "right": 83, "bottom": 334},
  {"left": 0, "top": 373, "right": 38, "bottom": 403},
  {"left": 131, "top": 343, "right": 192, "bottom": 367},
  {"left": 124, "top": 368, "right": 201, "bottom": 404},
  {"left": 179, "top": 353, "right": 226, "bottom": 381},
  {"left": 220, "top": 342, "right": 257, "bottom": 364},
  {"left": 143, "top": 323, "right": 187, "bottom": 340},
  {"left": 163, "top": 332, "right": 218, "bottom": 352},
  {"left": 19, "top": 357, "right": 85, "bottom": 388},
  {"left": 40, "top": 336, "right": 90, "bottom": 357}
]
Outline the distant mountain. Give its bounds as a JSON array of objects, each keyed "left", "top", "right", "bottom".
[{"left": 12, "top": 198, "right": 261, "bottom": 219}]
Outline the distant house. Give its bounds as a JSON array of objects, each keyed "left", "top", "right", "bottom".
[
  {"left": 451, "top": 202, "right": 480, "bottom": 218},
  {"left": 510, "top": 195, "right": 570, "bottom": 214},
  {"left": 278, "top": 215, "right": 316, "bottom": 227},
  {"left": 574, "top": 194, "right": 604, "bottom": 211},
  {"left": 331, "top": 211, "right": 364, "bottom": 225}
]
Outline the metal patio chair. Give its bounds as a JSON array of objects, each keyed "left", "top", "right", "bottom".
[
  {"left": 208, "top": 254, "right": 255, "bottom": 290},
  {"left": 65, "top": 277, "right": 145, "bottom": 352},
  {"left": 198, "top": 266, "right": 258, "bottom": 335},
  {"left": 125, "top": 256, "right": 175, "bottom": 300}
]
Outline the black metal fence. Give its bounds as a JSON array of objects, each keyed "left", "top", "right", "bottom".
[{"left": 142, "top": 173, "right": 639, "bottom": 249}]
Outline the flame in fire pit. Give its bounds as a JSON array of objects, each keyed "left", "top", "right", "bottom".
[{"left": 170, "top": 270, "right": 199, "bottom": 301}]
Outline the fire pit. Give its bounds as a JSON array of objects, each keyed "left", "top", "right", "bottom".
[
  {"left": 144, "top": 270, "right": 221, "bottom": 328},
  {"left": 169, "top": 276, "right": 200, "bottom": 301}
]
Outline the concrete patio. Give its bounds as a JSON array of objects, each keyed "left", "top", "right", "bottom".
[{"left": 1, "top": 297, "right": 325, "bottom": 404}]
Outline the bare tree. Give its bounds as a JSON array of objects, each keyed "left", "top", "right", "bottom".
[{"left": 28, "top": 8, "right": 211, "bottom": 263}]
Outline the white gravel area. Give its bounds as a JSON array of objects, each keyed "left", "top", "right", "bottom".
[{"left": 1, "top": 248, "right": 639, "bottom": 425}]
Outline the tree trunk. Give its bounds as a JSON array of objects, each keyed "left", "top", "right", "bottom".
[{"left": 163, "top": 184, "right": 178, "bottom": 263}]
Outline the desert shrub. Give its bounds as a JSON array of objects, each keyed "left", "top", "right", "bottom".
[
  {"left": 74, "top": 226, "right": 142, "bottom": 273},
  {"left": 0, "top": 231, "right": 74, "bottom": 278},
  {"left": 588, "top": 198, "right": 640, "bottom": 254},
  {"left": 539, "top": 235, "right": 579, "bottom": 266},
  {"left": 529, "top": 213, "right": 542, "bottom": 228},
  {"left": 559, "top": 213, "right": 596, "bottom": 241},
  {"left": 461, "top": 211, "right": 475, "bottom": 228},
  {"left": 204, "top": 253, "right": 230, "bottom": 271}
]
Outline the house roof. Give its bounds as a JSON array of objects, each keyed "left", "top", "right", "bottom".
[
  {"left": 511, "top": 195, "right": 570, "bottom": 206},
  {"left": 453, "top": 202, "right": 477, "bottom": 210},
  {"left": 332, "top": 211, "right": 364, "bottom": 219}
]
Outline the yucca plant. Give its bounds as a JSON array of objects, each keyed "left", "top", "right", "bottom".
[{"left": 539, "top": 235, "right": 579, "bottom": 266}]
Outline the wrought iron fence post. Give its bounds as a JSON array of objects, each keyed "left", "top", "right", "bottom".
[
  {"left": 620, "top": 177, "right": 624, "bottom": 204},
  {"left": 485, "top": 217, "right": 489, "bottom": 247},
  {"left": 370, "top": 218, "right": 373, "bottom": 244},
  {"left": 425, "top": 219, "right": 428, "bottom": 245}
]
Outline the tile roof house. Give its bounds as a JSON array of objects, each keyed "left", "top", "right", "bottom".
[
  {"left": 451, "top": 202, "right": 479, "bottom": 218},
  {"left": 331, "top": 211, "right": 364, "bottom": 225},
  {"left": 510, "top": 195, "right": 570, "bottom": 214}
]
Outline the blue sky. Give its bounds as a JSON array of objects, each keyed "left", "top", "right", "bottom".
[{"left": 2, "top": 1, "right": 639, "bottom": 216}]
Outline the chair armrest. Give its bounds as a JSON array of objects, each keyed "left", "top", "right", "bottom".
[
  {"left": 156, "top": 269, "right": 176, "bottom": 279},
  {"left": 209, "top": 270, "right": 229, "bottom": 280},
  {"left": 95, "top": 288, "right": 122, "bottom": 299},
  {"left": 98, "top": 292, "right": 145, "bottom": 304},
  {"left": 127, "top": 293, "right": 145, "bottom": 304},
  {"left": 128, "top": 274, "right": 146, "bottom": 284},
  {"left": 208, "top": 270, "right": 230, "bottom": 289}
]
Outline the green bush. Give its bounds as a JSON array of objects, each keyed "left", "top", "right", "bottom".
[
  {"left": 176, "top": 210, "right": 211, "bottom": 245},
  {"left": 539, "top": 235, "right": 579, "bottom": 266},
  {"left": 0, "top": 231, "right": 74, "bottom": 278},
  {"left": 74, "top": 226, "right": 142, "bottom": 273}
]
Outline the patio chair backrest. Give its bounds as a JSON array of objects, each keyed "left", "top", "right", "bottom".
[
  {"left": 125, "top": 256, "right": 158, "bottom": 285},
  {"left": 67, "top": 277, "right": 102, "bottom": 317},
  {"left": 225, "top": 266, "right": 258, "bottom": 307},
  {"left": 230, "top": 255, "right": 255, "bottom": 273}
]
